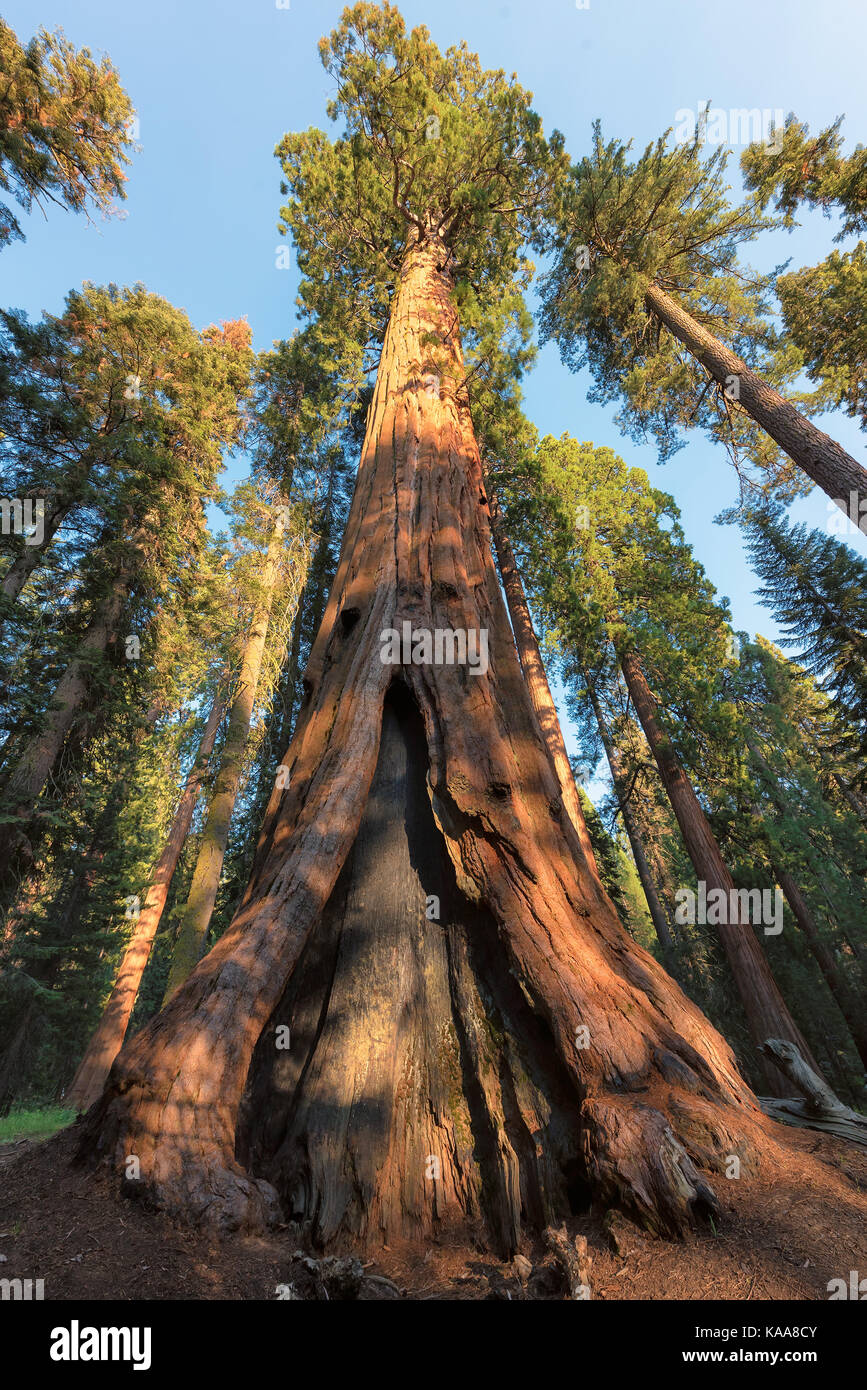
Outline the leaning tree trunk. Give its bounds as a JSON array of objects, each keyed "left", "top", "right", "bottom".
[
  {"left": 486, "top": 485, "right": 597, "bottom": 872},
  {"left": 618, "top": 643, "right": 820, "bottom": 1094},
  {"left": 79, "top": 232, "right": 773, "bottom": 1252},
  {"left": 66, "top": 683, "right": 228, "bottom": 1112},
  {"left": 644, "top": 281, "right": 867, "bottom": 517},
  {"left": 585, "top": 673, "right": 679, "bottom": 974},
  {"left": 160, "top": 515, "right": 286, "bottom": 1004}
]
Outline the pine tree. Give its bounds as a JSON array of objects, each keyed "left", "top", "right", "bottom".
[
  {"left": 776, "top": 245, "right": 867, "bottom": 431},
  {"left": 741, "top": 114, "right": 867, "bottom": 236},
  {"left": 539, "top": 122, "right": 867, "bottom": 515},
  {"left": 583, "top": 670, "right": 680, "bottom": 975},
  {"left": 742, "top": 115, "right": 867, "bottom": 436},
  {"left": 65, "top": 679, "right": 228, "bottom": 1113},
  {"left": 742, "top": 504, "right": 867, "bottom": 783},
  {"left": 0, "top": 18, "right": 133, "bottom": 248},
  {"left": 0, "top": 291, "right": 253, "bottom": 897},
  {"left": 721, "top": 636, "right": 867, "bottom": 1088}
]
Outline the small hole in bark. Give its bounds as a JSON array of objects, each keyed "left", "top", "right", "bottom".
[
  {"left": 301, "top": 677, "right": 313, "bottom": 704},
  {"left": 563, "top": 1160, "right": 593, "bottom": 1215},
  {"left": 431, "top": 579, "right": 461, "bottom": 602},
  {"left": 692, "top": 1194, "right": 718, "bottom": 1227},
  {"left": 340, "top": 606, "right": 360, "bottom": 635}
]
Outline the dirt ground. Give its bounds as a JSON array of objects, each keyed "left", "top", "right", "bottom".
[{"left": 1, "top": 1119, "right": 865, "bottom": 1301}]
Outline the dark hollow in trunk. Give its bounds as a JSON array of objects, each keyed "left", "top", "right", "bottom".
[{"left": 237, "top": 682, "right": 585, "bottom": 1255}]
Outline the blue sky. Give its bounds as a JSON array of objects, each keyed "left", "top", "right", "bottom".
[{"left": 3, "top": 0, "right": 866, "bottom": 771}]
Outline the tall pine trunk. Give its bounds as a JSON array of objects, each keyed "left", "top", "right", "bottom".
[
  {"left": 487, "top": 486, "right": 597, "bottom": 872},
  {"left": 66, "top": 683, "right": 227, "bottom": 1112},
  {"left": 644, "top": 282, "right": 867, "bottom": 515},
  {"left": 80, "top": 233, "right": 770, "bottom": 1251},
  {"left": 160, "top": 514, "right": 286, "bottom": 1003},
  {"left": 584, "top": 673, "right": 679, "bottom": 973},
  {"left": 618, "top": 643, "right": 819, "bottom": 1093}
]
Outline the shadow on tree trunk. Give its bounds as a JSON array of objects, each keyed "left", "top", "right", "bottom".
[{"left": 237, "top": 681, "right": 588, "bottom": 1257}]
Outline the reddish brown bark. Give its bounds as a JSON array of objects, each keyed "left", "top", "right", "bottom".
[
  {"left": 644, "top": 282, "right": 867, "bottom": 516},
  {"left": 618, "top": 644, "right": 820, "bottom": 1093},
  {"left": 66, "top": 683, "right": 227, "bottom": 1112},
  {"left": 80, "top": 234, "right": 771, "bottom": 1250},
  {"left": 487, "top": 486, "right": 598, "bottom": 873}
]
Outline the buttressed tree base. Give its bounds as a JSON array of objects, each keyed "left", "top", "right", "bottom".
[{"left": 79, "top": 233, "right": 775, "bottom": 1253}]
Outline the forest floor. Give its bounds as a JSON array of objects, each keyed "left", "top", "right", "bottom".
[{"left": 1, "top": 1119, "right": 865, "bottom": 1301}]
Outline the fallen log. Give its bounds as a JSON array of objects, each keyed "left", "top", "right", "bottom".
[{"left": 758, "top": 1039, "right": 867, "bottom": 1148}]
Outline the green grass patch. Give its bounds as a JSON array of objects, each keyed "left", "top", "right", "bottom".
[{"left": 0, "top": 1106, "right": 75, "bottom": 1145}]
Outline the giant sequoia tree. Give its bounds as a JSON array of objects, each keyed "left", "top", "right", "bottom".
[{"left": 80, "top": 4, "right": 770, "bottom": 1253}]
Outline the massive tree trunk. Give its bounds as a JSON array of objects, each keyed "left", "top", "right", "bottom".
[
  {"left": 584, "top": 673, "right": 679, "bottom": 973},
  {"left": 79, "top": 233, "right": 770, "bottom": 1252},
  {"left": 161, "top": 516, "right": 286, "bottom": 1004},
  {"left": 486, "top": 486, "right": 597, "bottom": 872},
  {"left": 644, "top": 281, "right": 867, "bottom": 516},
  {"left": 618, "top": 644, "right": 820, "bottom": 1093},
  {"left": 66, "top": 684, "right": 227, "bottom": 1112}
]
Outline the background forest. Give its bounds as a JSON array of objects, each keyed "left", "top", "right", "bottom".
[{"left": 0, "top": 0, "right": 865, "bottom": 1148}]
